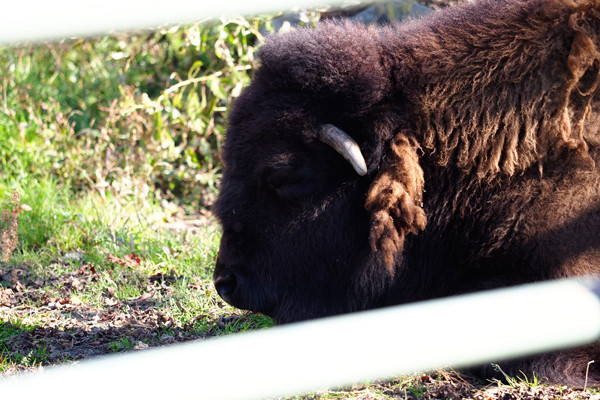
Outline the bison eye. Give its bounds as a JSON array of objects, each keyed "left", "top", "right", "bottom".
[{"left": 264, "top": 166, "right": 318, "bottom": 201}]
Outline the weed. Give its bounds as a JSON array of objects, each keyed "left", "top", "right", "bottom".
[
  {"left": 107, "top": 337, "right": 137, "bottom": 352},
  {"left": 0, "top": 321, "right": 48, "bottom": 370},
  {"left": 491, "top": 363, "right": 543, "bottom": 388},
  {"left": 0, "top": 321, "right": 29, "bottom": 349},
  {"left": 406, "top": 382, "right": 428, "bottom": 398},
  {"left": 0, "top": 191, "right": 19, "bottom": 262}
]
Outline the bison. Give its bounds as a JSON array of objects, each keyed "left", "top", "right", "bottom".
[{"left": 213, "top": 0, "right": 600, "bottom": 386}]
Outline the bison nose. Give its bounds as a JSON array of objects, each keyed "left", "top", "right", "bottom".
[
  {"left": 214, "top": 269, "right": 238, "bottom": 303},
  {"left": 213, "top": 257, "right": 276, "bottom": 316}
]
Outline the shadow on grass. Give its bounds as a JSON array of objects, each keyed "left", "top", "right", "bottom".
[
  {"left": 0, "top": 310, "right": 270, "bottom": 374},
  {"left": 0, "top": 261, "right": 272, "bottom": 374}
]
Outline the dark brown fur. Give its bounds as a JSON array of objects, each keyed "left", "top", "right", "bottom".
[{"left": 213, "top": 0, "right": 600, "bottom": 386}]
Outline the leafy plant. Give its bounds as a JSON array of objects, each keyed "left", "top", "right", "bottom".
[{"left": 0, "top": 17, "right": 274, "bottom": 210}]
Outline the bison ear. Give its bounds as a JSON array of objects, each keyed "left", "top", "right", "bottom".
[{"left": 365, "top": 133, "right": 427, "bottom": 273}]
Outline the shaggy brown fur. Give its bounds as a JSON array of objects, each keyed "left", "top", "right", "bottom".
[
  {"left": 365, "top": 133, "right": 426, "bottom": 271},
  {"left": 367, "top": 0, "right": 600, "bottom": 259},
  {"left": 386, "top": 0, "right": 600, "bottom": 178},
  {"left": 214, "top": 0, "right": 600, "bottom": 387}
]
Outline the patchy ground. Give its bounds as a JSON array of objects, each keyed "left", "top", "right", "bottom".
[
  {"left": 0, "top": 213, "right": 598, "bottom": 398},
  {"left": 0, "top": 256, "right": 266, "bottom": 375},
  {"left": 283, "top": 371, "right": 600, "bottom": 400},
  {"left": 3, "top": 259, "right": 600, "bottom": 400}
]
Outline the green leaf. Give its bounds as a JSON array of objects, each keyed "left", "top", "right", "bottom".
[{"left": 207, "top": 76, "right": 227, "bottom": 100}]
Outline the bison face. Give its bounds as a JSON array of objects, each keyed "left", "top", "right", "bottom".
[
  {"left": 213, "top": 112, "right": 384, "bottom": 323},
  {"left": 212, "top": 22, "right": 428, "bottom": 323}
]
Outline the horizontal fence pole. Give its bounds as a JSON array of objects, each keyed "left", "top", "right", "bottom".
[
  {"left": 1, "top": 0, "right": 349, "bottom": 44},
  {"left": 2, "top": 277, "right": 600, "bottom": 400}
]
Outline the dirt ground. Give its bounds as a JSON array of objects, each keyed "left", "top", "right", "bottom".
[
  {"left": 2, "top": 263, "right": 600, "bottom": 399},
  {"left": 0, "top": 260, "right": 255, "bottom": 375}
]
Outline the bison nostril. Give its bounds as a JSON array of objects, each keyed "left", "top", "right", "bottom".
[{"left": 214, "top": 270, "right": 238, "bottom": 301}]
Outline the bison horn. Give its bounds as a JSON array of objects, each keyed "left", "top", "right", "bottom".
[{"left": 319, "top": 124, "right": 368, "bottom": 176}]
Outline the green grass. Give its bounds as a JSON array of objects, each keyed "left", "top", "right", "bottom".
[
  {"left": 2, "top": 175, "right": 222, "bottom": 309},
  {"left": 0, "top": 321, "right": 43, "bottom": 373},
  {"left": 107, "top": 337, "right": 138, "bottom": 353},
  {"left": 491, "top": 363, "right": 544, "bottom": 389},
  {"left": 0, "top": 175, "right": 275, "bottom": 374}
]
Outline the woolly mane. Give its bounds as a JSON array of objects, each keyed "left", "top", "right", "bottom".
[
  {"left": 357, "top": 0, "right": 600, "bottom": 267},
  {"left": 383, "top": 0, "right": 600, "bottom": 178}
]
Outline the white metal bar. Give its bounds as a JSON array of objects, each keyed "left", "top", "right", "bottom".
[
  {"left": 0, "top": 1, "right": 347, "bottom": 44},
  {"left": 2, "top": 277, "right": 600, "bottom": 400}
]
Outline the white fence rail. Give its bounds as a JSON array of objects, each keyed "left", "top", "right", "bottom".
[
  {"left": 0, "top": 0, "right": 349, "bottom": 44},
  {"left": 2, "top": 277, "right": 600, "bottom": 400}
]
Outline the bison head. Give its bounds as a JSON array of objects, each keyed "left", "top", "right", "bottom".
[{"left": 213, "top": 22, "right": 426, "bottom": 323}]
